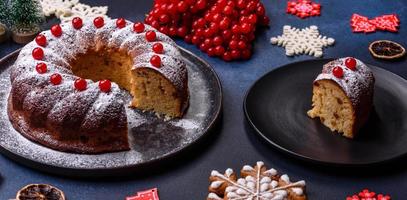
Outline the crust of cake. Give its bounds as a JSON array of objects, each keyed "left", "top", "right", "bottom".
[{"left": 8, "top": 95, "right": 130, "bottom": 154}]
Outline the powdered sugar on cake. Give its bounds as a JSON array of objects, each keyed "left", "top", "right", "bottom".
[{"left": 315, "top": 58, "right": 374, "bottom": 106}]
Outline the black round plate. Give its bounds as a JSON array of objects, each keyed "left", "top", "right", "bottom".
[
  {"left": 0, "top": 47, "right": 222, "bottom": 176},
  {"left": 244, "top": 59, "right": 407, "bottom": 166}
]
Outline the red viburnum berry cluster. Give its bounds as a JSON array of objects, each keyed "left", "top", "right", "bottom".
[
  {"left": 346, "top": 189, "right": 391, "bottom": 200},
  {"left": 145, "top": 0, "right": 270, "bottom": 61}
]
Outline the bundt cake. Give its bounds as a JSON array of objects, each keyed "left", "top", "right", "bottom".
[
  {"left": 8, "top": 17, "right": 189, "bottom": 154},
  {"left": 307, "top": 57, "right": 375, "bottom": 138}
]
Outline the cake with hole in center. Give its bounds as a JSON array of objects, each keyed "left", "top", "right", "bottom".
[
  {"left": 307, "top": 57, "right": 374, "bottom": 138},
  {"left": 8, "top": 17, "right": 189, "bottom": 154}
]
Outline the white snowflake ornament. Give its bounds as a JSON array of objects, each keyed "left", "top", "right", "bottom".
[
  {"left": 57, "top": 3, "right": 109, "bottom": 23},
  {"left": 39, "top": 0, "right": 79, "bottom": 16},
  {"left": 270, "top": 25, "right": 335, "bottom": 57},
  {"left": 207, "top": 161, "right": 307, "bottom": 200}
]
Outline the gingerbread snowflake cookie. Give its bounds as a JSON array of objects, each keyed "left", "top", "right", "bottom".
[
  {"left": 207, "top": 161, "right": 307, "bottom": 200},
  {"left": 270, "top": 25, "right": 335, "bottom": 57}
]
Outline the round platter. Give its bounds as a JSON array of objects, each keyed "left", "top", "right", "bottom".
[
  {"left": 0, "top": 47, "right": 222, "bottom": 176},
  {"left": 244, "top": 58, "right": 407, "bottom": 166}
]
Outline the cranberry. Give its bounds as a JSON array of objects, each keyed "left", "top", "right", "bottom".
[
  {"left": 222, "top": 51, "right": 232, "bottom": 61},
  {"left": 116, "top": 18, "right": 126, "bottom": 29},
  {"left": 229, "top": 40, "right": 239, "bottom": 50},
  {"left": 240, "top": 23, "right": 252, "bottom": 34},
  {"left": 214, "top": 45, "right": 225, "bottom": 56},
  {"left": 35, "top": 34, "right": 46, "bottom": 47},
  {"left": 99, "top": 79, "right": 111, "bottom": 92},
  {"left": 133, "top": 22, "right": 145, "bottom": 33},
  {"left": 150, "top": 55, "right": 161, "bottom": 68},
  {"left": 223, "top": 5, "right": 233, "bottom": 15},
  {"left": 152, "top": 43, "right": 164, "bottom": 54},
  {"left": 72, "top": 17, "right": 83, "bottom": 29},
  {"left": 145, "top": 31, "right": 157, "bottom": 42},
  {"left": 159, "top": 14, "right": 171, "bottom": 24},
  {"left": 212, "top": 13, "right": 222, "bottom": 23},
  {"left": 74, "top": 78, "right": 87, "bottom": 91},
  {"left": 242, "top": 49, "right": 251, "bottom": 59},
  {"left": 213, "top": 36, "right": 223, "bottom": 46},
  {"left": 345, "top": 57, "right": 357, "bottom": 71},
  {"left": 50, "top": 73, "right": 62, "bottom": 85},
  {"left": 219, "top": 18, "right": 230, "bottom": 30},
  {"left": 191, "top": 35, "right": 201, "bottom": 45},
  {"left": 231, "top": 50, "right": 241, "bottom": 59},
  {"left": 32, "top": 47, "right": 44, "bottom": 60},
  {"left": 93, "top": 17, "right": 104, "bottom": 28},
  {"left": 51, "top": 24, "right": 62, "bottom": 37},
  {"left": 207, "top": 47, "right": 216, "bottom": 57},
  {"left": 35, "top": 62, "right": 47, "bottom": 74},
  {"left": 196, "top": 0, "right": 206, "bottom": 10},
  {"left": 177, "top": 26, "right": 188, "bottom": 37},
  {"left": 332, "top": 66, "right": 344, "bottom": 78},
  {"left": 177, "top": 1, "right": 188, "bottom": 12},
  {"left": 168, "top": 26, "right": 177, "bottom": 36},
  {"left": 167, "top": 3, "right": 177, "bottom": 14}
]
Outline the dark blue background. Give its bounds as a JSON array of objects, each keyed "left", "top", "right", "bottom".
[{"left": 1, "top": 0, "right": 407, "bottom": 199}]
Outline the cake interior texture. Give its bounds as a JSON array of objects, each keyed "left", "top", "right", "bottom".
[
  {"left": 70, "top": 49, "right": 183, "bottom": 118},
  {"left": 307, "top": 80, "right": 355, "bottom": 138}
]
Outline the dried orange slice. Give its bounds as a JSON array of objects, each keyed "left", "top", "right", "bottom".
[
  {"left": 16, "top": 184, "right": 65, "bottom": 200},
  {"left": 369, "top": 40, "right": 406, "bottom": 60}
]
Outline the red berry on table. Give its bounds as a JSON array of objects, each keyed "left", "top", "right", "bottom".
[
  {"left": 51, "top": 24, "right": 62, "bottom": 37},
  {"left": 242, "top": 49, "right": 251, "bottom": 59},
  {"left": 196, "top": 0, "right": 206, "bottom": 10},
  {"left": 238, "top": 41, "right": 247, "bottom": 49},
  {"left": 74, "top": 78, "right": 87, "bottom": 91},
  {"left": 229, "top": 40, "right": 239, "bottom": 50},
  {"left": 72, "top": 17, "right": 83, "bottom": 29},
  {"left": 222, "top": 51, "right": 232, "bottom": 61},
  {"left": 32, "top": 47, "right": 44, "bottom": 60},
  {"left": 213, "top": 36, "right": 223, "bottom": 46},
  {"left": 50, "top": 73, "right": 62, "bottom": 85},
  {"left": 223, "top": 5, "right": 233, "bottom": 15},
  {"left": 35, "top": 34, "right": 47, "bottom": 47},
  {"left": 332, "top": 66, "right": 344, "bottom": 78},
  {"left": 177, "top": 26, "right": 188, "bottom": 37},
  {"left": 177, "top": 1, "right": 188, "bottom": 12},
  {"left": 207, "top": 47, "right": 216, "bottom": 57},
  {"left": 150, "top": 55, "right": 161, "bottom": 68},
  {"left": 35, "top": 62, "right": 47, "bottom": 74},
  {"left": 116, "top": 18, "right": 126, "bottom": 29},
  {"left": 345, "top": 57, "right": 357, "bottom": 70},
  {"left": 152, "top": 43, "right": 164, "bottom": 54},
  {"left": 219, "top": 18, "right": 230, "bottom": 30},
  {"left": 240, "top": 23, "right": 252, "bottom": 34},
  {"left": 168, "top": 26, "right": 177, "bottom": 36},
  {"left": 99, "top": 79, "right": 111, "bottom": 92},
  {"left": 93, "top": 17, "right": 104, "bottom": 28},
  {"left": 167, "top": 3, "right": 177, "bottom": 14},
  {"left": 214, "top": 46, "right": 225, "bottom": 56},
  {"left": 159, "top": 14, "right": 170, "bottom": 24},
  {"left": 231, "top": 24, "right": 240, "bottom": 34},
  {"left": 145, "top": 31, "right": 157, "bottom": 42},
  {"left": 231, "top": 50, "right": 241, "bottom": 59}
]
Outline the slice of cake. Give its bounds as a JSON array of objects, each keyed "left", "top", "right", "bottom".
[{"left": 307, "top": 57, "right": 375, "bottom": 138}]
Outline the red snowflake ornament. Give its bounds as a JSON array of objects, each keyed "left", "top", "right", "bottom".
[
  {"left": 126, "top": 188, "right": 159, "bottom": 200},
  {"left": 287, "top": 0, "right": 321, "bottom": 19},
  {"left": 346, "top": 189, "right": 391, "bottom": 200}
]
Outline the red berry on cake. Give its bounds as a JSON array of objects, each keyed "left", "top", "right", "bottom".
[
  {"left": 50, "top": 73, "right": 62, "bottom": 85},
  {"left": 74, "top": 78, "right": 87, "bottom": 91},
  {"left": 72, "top": 17, "right": 83, "bottom": 29},
  {"left": 152, "top": 43, "right": 164, "bottom": 54},
  {"left": 150, "top": 55, "right": 161, "bottom": 67},
  {"left": 32, "top": 47, "right": 44, "bottom": 60},
  {"left": 35, "top": 34, "right": 47, "bottom": 47},
  {"left": 93, "top": 17, "right": 104, "bottom": 28},
  {"left": 145, "top": 31, "right": 157, "bottom": 42},
  {"left": 35, "top": 63, "right": 47, "bottom": 74},
  {"left": 99, "top": 79, "right": 111, "bottom": 92},
  {"left": 332, "top": 66, "right": 344, "bottom": 78},
  {"left": 133, "top": 22, "right": 145, "bottom": 33},
  {"left": 345, "top": 57, "right": 357, "bottom": 71},
  {"left": 116, "top": 18, "right": 126, "bottom": 29},
  {"left": 51, "top": 24, "right": 62, "bottom": 37}
]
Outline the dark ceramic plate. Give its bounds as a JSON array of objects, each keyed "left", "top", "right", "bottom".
[
  {"left": 0, "top": 47, "right": 222, "bottom": 176},
  {"left": 244, "top": 59, "right": 407, "bottom": 166}
]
